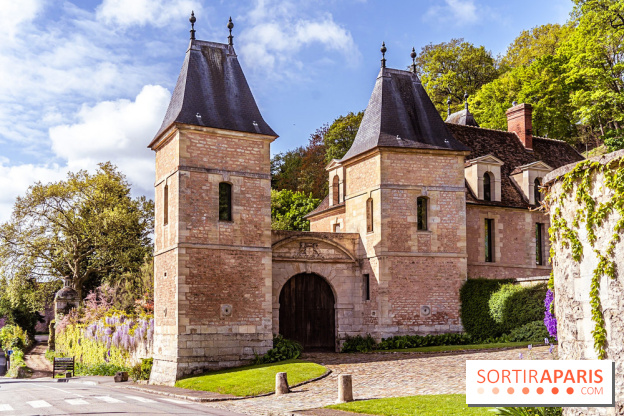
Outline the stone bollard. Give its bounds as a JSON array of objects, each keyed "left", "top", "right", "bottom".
[
  {"left": 275, "top": 372, "right": 290, "bottom": 395},
  {"left": 338, "top": 374, "right": 353, "bottom": 403}
]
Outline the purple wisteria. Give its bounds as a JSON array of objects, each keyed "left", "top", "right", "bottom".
[
  {"left": 544, "top": 289, "right": 558, "bottom": 340},
  {"left": 84, "top": 314, "right": 154, "bottom": 353}
]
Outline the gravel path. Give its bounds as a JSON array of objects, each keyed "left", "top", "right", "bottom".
[{"left": 23, "top": 335, "right": 52, "bottom": 378}]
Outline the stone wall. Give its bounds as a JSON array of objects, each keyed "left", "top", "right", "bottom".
[{"left": 544, "top": 150, "right": 624, "bottom": 415}]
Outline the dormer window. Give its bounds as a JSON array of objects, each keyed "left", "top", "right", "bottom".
[
  {"left": 534, "top": 177, "right": 542, "bottom": 204},
  {"left": 332, "top": 175, "right": 340, "bottom": 205},
  {"left": 510, "top": 162, "right": 552, "bottom": 205},
  {"left": 326, "top": 159, "right": 343, "bottom": 207},
  {"left": 465, "top": 155, "right": 503, "bottom": 202}
]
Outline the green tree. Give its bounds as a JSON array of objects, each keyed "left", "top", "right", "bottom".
[
  {"left": 271, "top": 189, "right": 320, "bottom": 231},
  {"left": 0, "top": 162, "right": 154, "bottom": 300},
  {"left": 323, "top": 111, "right": 364, "bottom": 163},
  {"left": 500, "top": 23, "right": 573, "bottom": 69},
  {"left": 414, "top": 38, "right": 500, "bottom": 114}
]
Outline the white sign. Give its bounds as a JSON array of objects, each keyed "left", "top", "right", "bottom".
[{"left": 466, "top": 360, "right": 615, "bottom": 407}]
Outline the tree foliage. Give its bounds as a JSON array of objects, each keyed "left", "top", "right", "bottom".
[
  {"left": 0, "top": 162, "right": 154, "bottom": 300},
  {"left": 414, "top": 38, "right": 500, "bottom": 115},
  {"left": 271, "top": 189, "right": 320, "bottom": 231},
  {"left": 500, "top": 23, "right": 573, "bottom": 69},
  {"left": 323, "top": 111, "right": 364, "bottom": 163}
]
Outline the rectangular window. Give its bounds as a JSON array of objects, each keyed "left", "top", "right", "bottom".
[
  {"left": 366, "top": 198, "right": 373, "bottom": 233},
  {"left": 485, "top": 218, "right": 494, "bottom": 262},
  {"left": 363, "top": 274, "right": 370, "bottom": 301},
  {"left": 219, "top": 182, "right": 232, "bottom": 221},
  {"left": 417, "top": 197, "right": 428, "bottom": 231},
  {"left": 163, "top": 184, "right": 169, "bottom": 226},
  {"left": 536, "top": 223, "right": 544, "bottom": 265}
]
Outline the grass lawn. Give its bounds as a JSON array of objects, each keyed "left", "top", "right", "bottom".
[
  {"left": 327, "top": 394, "right": 493, "bottom": 416},
  {"left": 383, "top": 341, "right": 530, "bottom": 353},
  {"left": 175, "top": 359, "right": 327, "bottom": 396}
]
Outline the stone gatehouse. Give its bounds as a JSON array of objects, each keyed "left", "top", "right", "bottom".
[{"left": 148, "top": 26, "right": 584, "bottom": 385}]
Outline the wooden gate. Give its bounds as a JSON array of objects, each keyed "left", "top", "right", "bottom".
[{"left": 279, "top": 273, "right": 336, "bottom": 351}]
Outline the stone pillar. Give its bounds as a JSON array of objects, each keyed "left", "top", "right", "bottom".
[
  {"left": 275, "top": 372, "right": 289, "bottom": 395},
  {"left": 338, "top": 374, "right": 353, "bottom": 403},
  {"left": 54, "top": 278, "right": 79, "bottom": 322}
]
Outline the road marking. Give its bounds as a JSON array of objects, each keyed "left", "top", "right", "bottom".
[
  {"left": 66, "top": 398, "right": 89, "bottom": 405},
  {"left": 39, "top": 384, "right": 85, "bottom": 397},
  {"left": 0, "top": 404, "right": 14, "bottom": 412},
  {"left": 161, "top": 398, "right": 190, "bottom": 404},
  {"left": 95, "top": 396, "right": 125, "bottom": 403},
  {"left": 27, "top": 400, "right": 52, "bottom": 408},
  {"left": 125, "top": 395, "right": 156, "bottom": 403}
]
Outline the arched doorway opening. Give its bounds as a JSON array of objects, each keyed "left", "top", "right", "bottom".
[{"left": 279, "top": 273, "right": 336, "bottom": 351}]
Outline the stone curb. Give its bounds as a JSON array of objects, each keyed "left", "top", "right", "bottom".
[{"left": 121, "top": 369, "right": 333, "bottom": 403}]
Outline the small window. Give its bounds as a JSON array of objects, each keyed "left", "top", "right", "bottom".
[
  {"left": 536, "top": 223, "right": 544, "bottom": 265},
  {"left": 366, "top": 198, "right": 373, "bottom": 233},
  {"left": 219, "top": 182, "right": 232, "bottom": 221},
  {"left": 534, "top": 177, "right": 542, "bottom": 204},
  {"left": 483, "top": 172, "right": 492, "bottom": 201},
  {"left": 332, "top": 175, "right": 340, "bottom": 205},
  {"left": 417, "top": 197, "right": 428, "bottom": 231},
  {"left": 485, "top": 218, "right": 494, "bottom": 262},
  {"left": 163, "top": 184, "right": 169, "bottom": 226},
  {"left": 363, "top": 274, "right": 370, "bottom": 301},
  {"left": 333, "top": 223, "right": 341, "bottom": 233}
]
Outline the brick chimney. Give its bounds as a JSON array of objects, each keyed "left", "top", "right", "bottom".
[{"left": 506, "top": 103, "right": 533, "bottom": 149}]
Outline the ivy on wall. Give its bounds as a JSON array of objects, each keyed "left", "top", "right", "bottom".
[{"left": 547, "top": 158, "right": 624, "bottom": 359}]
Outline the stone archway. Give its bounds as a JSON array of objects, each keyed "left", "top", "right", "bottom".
[{"left": 279, "top": 273, "right": 336, "bottom": 351}]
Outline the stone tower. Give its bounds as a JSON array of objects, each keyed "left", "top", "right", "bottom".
[{"left": 148, "top": 25, "right": 277, "bottom": 385}]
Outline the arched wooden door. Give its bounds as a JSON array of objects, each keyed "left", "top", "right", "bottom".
[{"left": 279, "top": 273, "right": 336, "bottom": 351}]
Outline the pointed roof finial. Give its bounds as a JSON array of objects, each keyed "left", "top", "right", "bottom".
[
  {"left": 189, "top": 11, "right": 196, "bottom": 40},
  {"left": 464, "top": 91, "right": 469, "bottom": 111},
  {"left": 380, "top": 42, "right": 387, "bottom": 68},
  {"left": 410, "top": 47, "right": 417, "bottom": 73},
  {"left": 447, "top": 97, "right": 452, "bottom": 117},
  {"left": 227, "top": 17, "right": 234, "bottom": 46}
]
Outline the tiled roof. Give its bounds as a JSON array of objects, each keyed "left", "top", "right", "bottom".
[
  {"left": 149, "top": 39, "right": 276, "bottom": 147},
  {"left": 305, "top": 196, "right": 346, "bottom": 219},
  {"left": 340, "top": 68, "right": 469, "bottom": 162},
  {"left": 446, "top": 124, "right": 584, "bottom": 208}
]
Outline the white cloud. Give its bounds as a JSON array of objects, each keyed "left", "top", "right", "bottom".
[
  {"left": 238, "top": 0, "right": 359, "bottom": 78},
  {"left": 97, "top": 0, "right": 201, "bottom": 28},
  {"left": 49, "top": 85, "right": 170, "bottom": 193},
  {"left": 425, "top": 0, "right": 479, "bottom": 26},
  {"left": 0, "top": 0, "right": 43, "bottom": 39}
]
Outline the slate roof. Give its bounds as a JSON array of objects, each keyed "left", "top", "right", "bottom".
[
  {"left": 446, "top": 124, "right": 584, "bottom": 208},
  {"left": 340, "top": 68, "right": 469, "bottom": 162},
  {"left": 149, "top": 39, "right": 276, "bottom": 147}
]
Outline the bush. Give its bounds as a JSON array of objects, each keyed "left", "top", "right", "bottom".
[
  {"left": 460, "top": 279, "right": 513, "bottom": 340},
  {"left": 341, "top": 334, "right": 376, "bottom": 352},
  {"left": 377, "top": 333, "right": 474, "bottom": 350},
  {"left": 255, "top": 335, "right": 302, "bottom": 364},
  {"left": 0, "top": 324, "right": 30, "bottom": 351},
  {"left": 6, "top": 349, "right": 29, "bottom": 378},
  {"left": 75, "top": 362, "right": 130, "bottom": 376},
  {"left": 130, "top": 358, "right": 153, "bottom": 381},
  {"left": 489, "top": 283, "right": 547, "bottom": 333},
  {"left": 507, "top": 321, "right": 551, "bottom": 343}
]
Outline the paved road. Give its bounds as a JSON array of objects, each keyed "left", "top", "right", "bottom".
[{"left": 0, "top": 378, "right": 245, "bottom": 415}]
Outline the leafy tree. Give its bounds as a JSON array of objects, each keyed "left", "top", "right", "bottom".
[
  {"left": 271, "top": 147, "right": 305, "bottom": 191},
  {"left": 0, "top": 162, "right": 154, "bottom": 300},
  {"left": 414, "top": 38, "right": 500, "bottom": 114},
  {"left": 500, "top": 23, "right": 573, "bottom": 69},
  {"left": 271, "top": 190, "right": 320, "bottom": 231},
  {"left": 323, "top": 111, "right": 364, "bottom": 163}
]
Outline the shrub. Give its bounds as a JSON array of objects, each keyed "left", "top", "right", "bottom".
[
  {"left": 341, "top": 334, "right": 376, "bottom": 352},
  {"left": 6, "top": 349, "right": 28, "bottom": 378},
  {"left": 460, "top": 279, "right": 513, "bottom": 340},
  {"left": 377, "top": 333, "right": 474, "bottom": 350},
  {"left": 507, "top": 320, "right": 551, "bottom": 343},
  {"left": 0, "top": 324, "right": 30, "bottom": 351},
  {"left": 130, "top": 358, "right": 153, "bottom": 381},
  {"left": 75, "top": 362, "right": 130, "bottom": 376},
  {"left": 255, "top": 335, "right": 302, "bottom": 364},
  {"left": 489, "top": 283, "right": 547, "bottom": 333}
]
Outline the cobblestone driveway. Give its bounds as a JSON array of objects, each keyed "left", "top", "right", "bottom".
[{"left": 205, "top": 346, "right": 550, "bottom": 416}]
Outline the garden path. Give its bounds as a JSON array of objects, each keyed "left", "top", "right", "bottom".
[
  {"left": 23, "top": 335, "right": 52, "bottom": 378},
  {"left": 202, "top": 346, "right": 551, "bottom": 416}
]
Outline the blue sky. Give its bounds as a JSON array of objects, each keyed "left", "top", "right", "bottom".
[{"left": 0, "top": 0, "right": 573, "bottom": 221}]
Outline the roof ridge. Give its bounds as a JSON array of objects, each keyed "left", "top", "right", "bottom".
[{"left": 445, "top": 122, "right": 516, "bottom": 135}]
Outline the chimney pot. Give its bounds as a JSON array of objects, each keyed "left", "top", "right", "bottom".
[{"left": 506, "top": 103, "right": 533, "bottom": 149}]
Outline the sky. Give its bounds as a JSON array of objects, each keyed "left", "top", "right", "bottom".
[{"left": 0, "top": 0, "right": 573, "bottom": 222}]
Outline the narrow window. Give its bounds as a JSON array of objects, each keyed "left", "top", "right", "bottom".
[
  {"left": 219, "top": 182, "right": 232, "bottom": 221},
  {"left": 163, "top": 184, "right": 169, "bottom": 226},
  {"left": 417, "top": 197, "right": 428, "bottom": 231},
  {"left": 534, "top": 177, "right": 542, "bottom": 204},
  {"left": 363, "top": 274, "right": 370, "bottom": 301},
  {"left": 333, "top": 223, "right": 341, "bottom": 233},
  {"left": 483, "top": 172, "right": 492, "bottom": 201},
  {"left": 332, "top": 175, "right": 340, "bottom": 205},
  {"left": 366, "top": 198, "right": 373, "bottom": 233},
  {"left": 536, "top": 223, "right": 544, "bottom": 265},
  {"left": 485, "top": 218, "right": 494, "bottom": 262}
]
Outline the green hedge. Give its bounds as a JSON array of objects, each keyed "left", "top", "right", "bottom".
[
  {"left": 255, "top": 336, "right": 302, "bottom": 364},
  {"left": 489, "top": 283, "right": 547, "bottom": 333},
  {"left": 507, "top": 320, "right": 551, "bottom": 343},
  {"left": 460, "top": 279, "right": 513, "bottom": 340}
]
